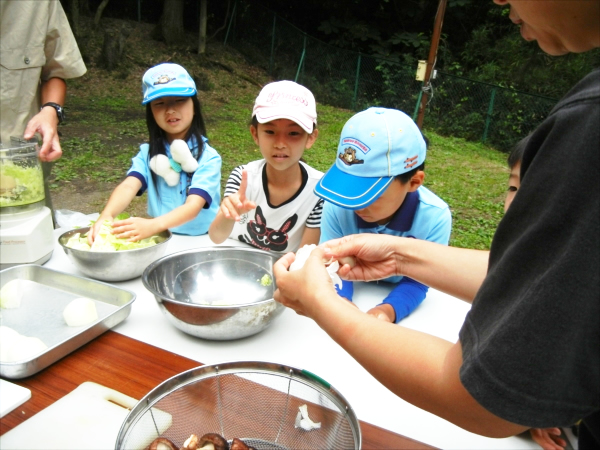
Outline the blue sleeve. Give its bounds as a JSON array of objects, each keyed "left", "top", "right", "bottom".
[
  {"left": 382, "top": 277, "right": 429, "bottom": 323},
  {"left": 427, "top": 207, "right": 452, "bottom": 245},
  {"left": 127, "top": 144, "right": 150, "bottom": 194},
  {"left": 190, "top": 141, "right": 222, "bottom": 208},
  {"left": 319, "top": 202, "right": 345, "bottom": 244},
  {"left": 335, "top": 279, "right": 354, "bottom": 301}
]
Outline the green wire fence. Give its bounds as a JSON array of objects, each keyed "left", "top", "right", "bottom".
[{"left": 224, "top": 0, "right": 558, "bottom": 152}]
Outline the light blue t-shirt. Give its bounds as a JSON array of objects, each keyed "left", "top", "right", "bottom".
[
  {"left": 319, "top": 185, "right": 452, "bottom": 322},
  {"left": 127, "top": 136, "right": 221, "bottom": 235}
]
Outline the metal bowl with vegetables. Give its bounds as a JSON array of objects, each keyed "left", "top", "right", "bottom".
[
  {"left": 58, "top": 225, "right": 171, "bottom": 282},
  {"left": 142, "top": 247, "right": 284, "bottom": 340}
]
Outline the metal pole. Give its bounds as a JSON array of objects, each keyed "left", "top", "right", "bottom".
[
  {"left": 482, "top": 87, "right": 497, "bottom": 143},
  {"left": 416, "top": 0, "right": 447, "bottom": 129},
  {"left": 352, "top": 54, "right": 361, "bottom": 111},
  {"left": 412, "top": 90, "right": 424, "bottom": 122},
  {"left": 137, "top": 0, "right": 141, "bottom": 22},
  {"left": 224, "top": 0, "right": 237, "bottom": 45},
  {"left": 269, "top": 13, "right": 276, "bottom": 76},
  {"left": 295, "top": 34, "right": 307, "bottom": 82}
]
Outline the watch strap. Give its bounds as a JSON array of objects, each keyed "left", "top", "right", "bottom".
[{"left": 41, "top": 102, "right": 64, "bottom": 124}]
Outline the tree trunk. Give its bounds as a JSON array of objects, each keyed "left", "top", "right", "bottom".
[
  {"left": 157, "top": 0, "right": 186, "bottom": 46},
  {"left": 100, "top": 24, "right": 130, "bottom": 70},
  {"left": 79, "top": 0, "right": 91, "bottom": 17},
  {"left": 94, "top": 0, "right": 111, "bottom": 27},
  {"left": 198, "top": 0, "right": 207, "bottom": 54}
]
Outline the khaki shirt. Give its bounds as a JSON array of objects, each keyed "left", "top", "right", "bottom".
[{"left": 0, "top": 0, "right": 87, "bottom": 144}]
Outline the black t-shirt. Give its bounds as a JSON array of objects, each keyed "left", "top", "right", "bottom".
[{"left": 459, "top": 69, "right": 600, "bottom": 435}]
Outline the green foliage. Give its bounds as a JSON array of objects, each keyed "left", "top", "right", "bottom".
[{"left": 54, "top": 134, "right": 136, "bottom": 183}]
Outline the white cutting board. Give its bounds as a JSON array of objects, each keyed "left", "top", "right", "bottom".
[
  {"left": 0, "top": 379, "right": 31, "bottom": 418},
  {"left": 0, "top": 381, "right": 172, "bottom": 450}
]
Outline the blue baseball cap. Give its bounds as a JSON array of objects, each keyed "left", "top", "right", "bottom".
[
  {"left": 314, "top": 107, "right": 426, "bottom": 210},
  {"left": 141, "top": 63, "right": 197, "bottom": 105}
]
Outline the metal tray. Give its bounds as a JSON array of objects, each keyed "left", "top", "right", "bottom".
[{"left": 0, "top": 264, "right": 136, "bottom": 379}]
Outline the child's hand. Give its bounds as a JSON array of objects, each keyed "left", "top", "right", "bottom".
[
  {"left": 529, "top": 428, "right": 567, "bottom": 450},
  {"left": 220, "top": 170, "right": 256, "bottom": 221},
  {"left": 367, "top": 304, "right": 395, "bottom": 323},
  {"left": 111, "top": 217, "right": 161, "bottom": 242},
  {"left": 88, "top": 215, "right": 112, "bottom": 245}
]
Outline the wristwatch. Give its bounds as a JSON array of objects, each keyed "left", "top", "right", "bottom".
[{"left": 41, "top": 102, "right": 65, "bottom": 124}]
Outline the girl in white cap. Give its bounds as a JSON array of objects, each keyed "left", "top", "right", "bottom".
[
  {"left": 89, "top": 63, "right": 221, "bottom": 242},
  {"left": 209, "top": 80, "right": 323, "bottom": 253}
]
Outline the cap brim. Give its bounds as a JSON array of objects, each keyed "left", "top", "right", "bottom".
[
  {"left": 142, "top": 87, "right": 196, "bottom": 105},
  {"left": 314, "top": 164, "right": 393, "bottom": 210},
  {"left": 255, "top": 107, "right": 314, "bottom": 134}
]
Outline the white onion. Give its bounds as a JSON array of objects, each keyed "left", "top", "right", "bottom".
[
  {"left": 63, "top": 297, "right": 98, "bottom": 327},
  {"left": 0, "top": 279, "right": 23, "bottom": 309},
  {"left": 0, "top": 326, "right": 48, "bottom": 362},
  {"left": 290, "top": 244, "right": 342, "bottom": 288},
  {"left": 6, "top": 336, "right": 48, "bottom": 362},
  {"left": 0, "top": 326, "right": 21, "bottom": 362}
]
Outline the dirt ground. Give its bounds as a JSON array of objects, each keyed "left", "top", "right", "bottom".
[{"left": 50, "top": 178, "right": 148, "bottom": 220}]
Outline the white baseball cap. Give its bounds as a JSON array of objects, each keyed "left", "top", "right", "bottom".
[{"left": 252, "top": 80, "right": 317, "bottom": 134}]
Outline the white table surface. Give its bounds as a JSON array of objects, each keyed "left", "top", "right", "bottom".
[{"left": 45, "top": 230, "right": 538, "bottom": 449}]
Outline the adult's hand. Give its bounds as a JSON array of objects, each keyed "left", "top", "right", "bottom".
[
  {"left": 322, "top": 234, "right": 404, "bottom": 282},
  {"left": 273, "top": 247, "right": 338, "bottom": 318},
  {"left": 23, "top": 106, "right": 62, "bottom": 162}
]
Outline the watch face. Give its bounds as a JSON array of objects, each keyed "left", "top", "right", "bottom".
[{"left": 43, "top": 103, "right": 64, "bottom": 123}]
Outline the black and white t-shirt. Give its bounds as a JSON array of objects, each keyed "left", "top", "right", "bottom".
[{"left": 225, "top": 159, "right": 323, "bottom": 253}]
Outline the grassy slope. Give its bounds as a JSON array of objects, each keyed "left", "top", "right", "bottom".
[{"left": 56, "top": 18, "right": 508, "bottom": 250}]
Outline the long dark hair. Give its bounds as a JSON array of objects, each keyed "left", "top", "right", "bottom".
[{"left": 146, "top": 95, "right": 207, "bottom": 189}]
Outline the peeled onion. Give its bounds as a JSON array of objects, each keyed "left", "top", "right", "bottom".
[
  {"left": 0, "top": 326, "right": 48, "bottom": 362},
  {"left": 6, "top": 336, "right": 48, "bottom": 362},
  {"left": 0, "top": 279, "right": 23, "bottom": 309},
  {"left": 0, "top": 326, "right": 21, "bottom": 361},
  {"left": 63, "top": 297, "right": 98, "bottom": 327}
]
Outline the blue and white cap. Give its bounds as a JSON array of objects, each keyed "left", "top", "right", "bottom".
[
  {"left": 141, "top": 63, "right": 197, "bottom": 105},
  {"left": 314, "top": 107, "right": 426, "bottom": 210}
]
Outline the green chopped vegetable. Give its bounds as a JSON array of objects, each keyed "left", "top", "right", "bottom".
[
  {"left": 65, "top": 220, "right": 163, "bottom": 252},
  {"left": 0, "top": 162, "right": 44, "bottom": 207},
  {"left": 260, "top": 274, "right": 273, "bottom": 286}
]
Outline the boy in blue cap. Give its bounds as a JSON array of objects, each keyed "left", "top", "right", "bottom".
[{"left": 315, "top": 107, "right": 451, "bottom": 323}]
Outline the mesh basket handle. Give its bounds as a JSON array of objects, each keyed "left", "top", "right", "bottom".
[{"left": 300, "top": 369, "right": 331, "bottom": 389}]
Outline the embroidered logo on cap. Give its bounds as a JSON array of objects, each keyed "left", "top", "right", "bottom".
[
  {"left": 404, "top": 155, "right": 419, "bottom": 169},
  {"left": 154, "top": 75, "right": 176, "bottom": 85},
  {"left": 339, "top": 148, "right": 364, "bottom": 166}
]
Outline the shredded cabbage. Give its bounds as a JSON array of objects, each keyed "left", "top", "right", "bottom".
[
  {"left": 0, "top": 162, "right": 45, "bottom": 207},
  {"left": 65, "top": 220, "right": 163, "bottom": 252}
]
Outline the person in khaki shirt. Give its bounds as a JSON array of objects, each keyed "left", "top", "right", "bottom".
[{"left": 0, "top": 0, "right": 87, "bottom": 161}]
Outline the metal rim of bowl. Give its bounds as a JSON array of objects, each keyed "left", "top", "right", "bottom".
[
  {"left": 141, "top": 246, "right": 280, "bottom": 309},
  {"left": 115, "top": 360, "right": 362, "bottom": 450},
  {"left": 58, "top": 226, "right": 172, "bottom": 254}
]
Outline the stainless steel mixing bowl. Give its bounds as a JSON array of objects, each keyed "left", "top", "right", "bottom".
[
  {"left": 58, "top": 227, "right": 171, "bottom": 282},
  {"left": 142, "top": 247, "right": 285, "bottom": 340}
]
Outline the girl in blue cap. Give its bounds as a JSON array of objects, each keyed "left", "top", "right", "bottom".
[{"left": 89, "top": 63, "right": 221, "bottom": 243}]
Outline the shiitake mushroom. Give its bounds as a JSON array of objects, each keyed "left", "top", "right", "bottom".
[
  {"left": 197, "top": 433, "right": 229, "bottom": 450},
  {"left": 148, "top": 437, "right": 178, "bottom": 450},
  {"left": 230, "top": 438, "right": 256, "bottom": 450}
]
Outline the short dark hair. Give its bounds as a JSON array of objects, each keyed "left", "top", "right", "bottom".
[
  {"left": 250, "top": 115, "right": 316, "bottom": 133},
  {"left": 508, "top": 135, "right": 530, "bottom": 169},
  {"left": 395, "top": 162, "right": 425, "bottom": 184}
]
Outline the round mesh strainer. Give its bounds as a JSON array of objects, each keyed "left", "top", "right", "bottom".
[{"left": 116, "top": 361, "right": 361, "bottom": 450}]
